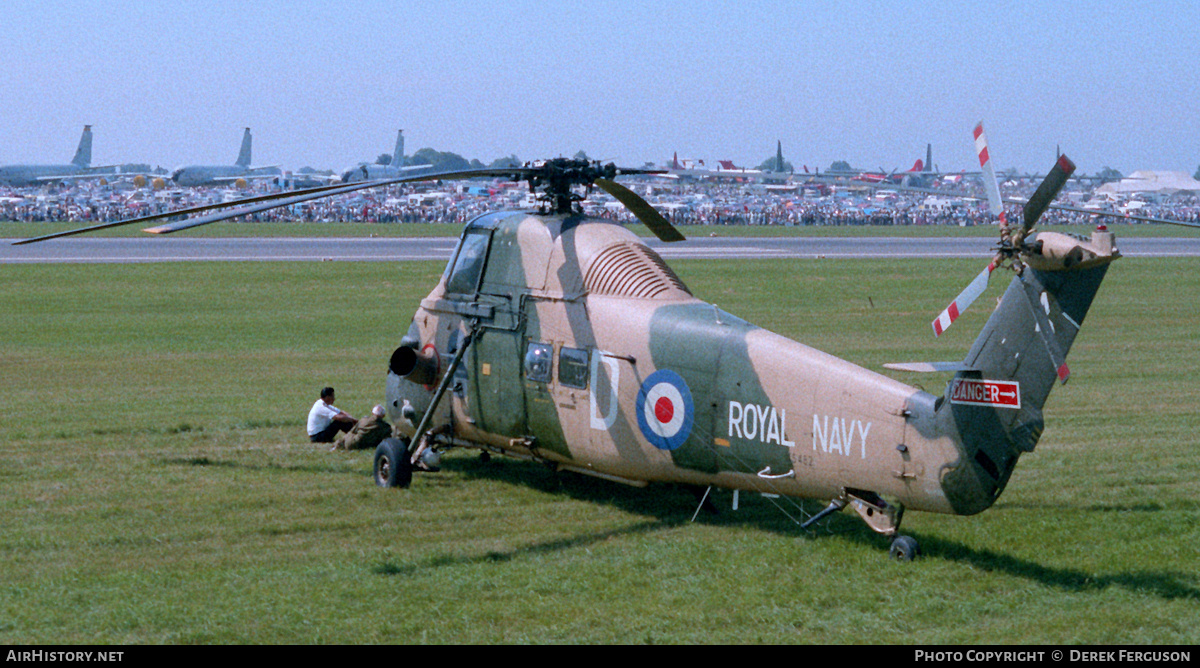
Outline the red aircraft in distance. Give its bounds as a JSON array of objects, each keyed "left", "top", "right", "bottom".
[{"left": 852, "top": 158, "right": 926, "bottom": 184}]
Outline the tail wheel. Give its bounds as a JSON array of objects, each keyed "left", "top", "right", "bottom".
[
  {"left": 889, "top": 535, "right": 920, "bottom": 561},
  {"left": 374, "top": 437, "right": 413, "bottom": 488}
]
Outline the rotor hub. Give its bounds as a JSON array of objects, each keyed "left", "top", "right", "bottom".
[{"left": 523, "top": 158, "right": 618, "bottom": 214}]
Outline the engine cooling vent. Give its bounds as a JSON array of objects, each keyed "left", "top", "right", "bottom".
[{"left": 583, "top": 242, "right": 691, "bottom": 299}]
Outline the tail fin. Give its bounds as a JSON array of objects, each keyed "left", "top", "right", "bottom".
[
  {"left": 926, "top": 143, "right": 932, "bottom": 173},
  {"left": 236, "top": 128, "right": 252, "bottom": 167},
  {"left": 910, "top": 159, "right": 923, "bottom": 173},
  {"left": 71, "top": 125, "right": 93, "bottom": 168},
  {"left": 937, "top": 229, "right": 1120, "bottom": 514},
  {"left": 392, "top": 129, "right": 405, "bottom": 167}
]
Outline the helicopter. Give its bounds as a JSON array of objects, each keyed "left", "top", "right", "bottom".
[{"left": 15, "top": 144, "right": 1180, "bottom": 560}]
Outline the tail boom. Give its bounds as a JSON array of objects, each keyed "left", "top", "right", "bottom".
[{"left": 933, "top": 227, "right": 1120, "bottom": 514}]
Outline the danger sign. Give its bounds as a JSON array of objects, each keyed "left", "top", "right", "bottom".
[{"left": 949, "top": 378, "right": 1021, "bottom": 409}]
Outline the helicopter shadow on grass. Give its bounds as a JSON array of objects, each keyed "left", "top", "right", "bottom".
[
  {"left": 371, "top": 452, "right": 871, "bottom": 579},
  {"left": 873, "top": 532, "right": 1200, "bottom": 602},
  {"left": 827, "top": 499, "right": 1200, "bottom": 602},
  {"left": 446, "top": 451, "right": 817, "bottom": 531},
  {"left": 371, "top": 453, "right": 818, "bottom": 578},
  {"left": 157, "top": 455, "right": 364, "bottom": 477},
  {"left": 371, "top": 518, "right": 676, "bottom": 577},
  {"left": 1000, "top": 499, "right": 1199, "bottom": 513},
  {"left": 390, "top": 453, "right": 1200, "bottom": 601}
]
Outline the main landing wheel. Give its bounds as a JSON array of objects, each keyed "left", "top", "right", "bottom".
[
  {"left": 889, "top": 535, "right": 920, "bottom": 561},
  {"left": 374, "top": 438, "right": 413, "bottom": 489}
]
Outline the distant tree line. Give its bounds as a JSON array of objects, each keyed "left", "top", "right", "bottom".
[
  {"left": 1097, "top": 166, "right": 1123, "bottom": 184},
  {"left": 755, "top": 156, "right": 793, "bottom": 172},
  {"left": 367, "top": 148, "right": 594, "bottom": 173}
]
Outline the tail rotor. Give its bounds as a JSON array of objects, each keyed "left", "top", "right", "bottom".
[{"left": 931, "top": 124, "right": 1077, "bottom": 382}]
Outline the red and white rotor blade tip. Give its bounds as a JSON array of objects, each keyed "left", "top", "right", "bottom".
[
  {"left": 932, "top": 263, "right": 994, "bottom": 336},
  {"left": 973, "top": 122, "right": 1003, "bottom": 217}
]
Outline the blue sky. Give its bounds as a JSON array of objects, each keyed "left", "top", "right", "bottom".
[{"left": 2, "top": 0, "right": 1196, "bottom": 175}]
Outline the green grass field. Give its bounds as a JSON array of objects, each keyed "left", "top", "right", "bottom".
[{"left": 2, "top": 257, "right": 1198, "bottom": 644}]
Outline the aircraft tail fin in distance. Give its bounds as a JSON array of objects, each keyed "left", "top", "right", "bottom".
[
  {"left": 236, "top": 128, "right": 252, "bottom": 167},
  {"left": 393, "top": 129, "right": 405, "bottom": 167},
  {"left": 910, "top": 159, "right": 924, "bottom": 173},
  {"left": 72, "top": 125, "right": 93, "bottom": 168}
]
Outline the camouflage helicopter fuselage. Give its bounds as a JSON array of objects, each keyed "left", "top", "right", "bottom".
[{"left": 384, "top": 211, "right": 1119, "bottom": 537}]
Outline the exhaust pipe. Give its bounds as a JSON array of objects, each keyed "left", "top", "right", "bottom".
[{"left": 388, "top": 346, "right": 440, "bottom": 386}]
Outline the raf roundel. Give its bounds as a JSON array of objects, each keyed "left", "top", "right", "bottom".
[{"left": 636, "top": 369, "right": 694, "bottom": 450}]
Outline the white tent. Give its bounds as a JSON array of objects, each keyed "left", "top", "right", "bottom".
[{"left": 1095, "top": 171, "right": 1200, "bottom": 196}]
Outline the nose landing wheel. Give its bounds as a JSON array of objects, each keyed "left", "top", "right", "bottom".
[{"left": 374, "top": 437, "right": 413, "bottom": 488}]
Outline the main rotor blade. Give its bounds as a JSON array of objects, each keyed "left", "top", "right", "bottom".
[
  {"left": 1022, "top": 155, "right": 1076, "bottom": 233},
  {"left": 14, "top": 167, "right": 533, "bottom": 244},
  {"left": 143, "top": 167, "right": 530, "bottom": 234},
  {"left": 932, "top": 262, "right": 995, "bottom": 336},
  {"left": 11, "top": 181, "right": 357, "bottom": 245},
  {"left": 802, "top": 174, "right": 1200, "bottom": 228},
  {"left": 593, "top": 178, "right": 686, "bottom": 242},
  {"left": 1040, "top": 203, "right": 1200, "bottom": 228},
  {"left": 144, "top": 182, "right": 377, "bottom": 233}
]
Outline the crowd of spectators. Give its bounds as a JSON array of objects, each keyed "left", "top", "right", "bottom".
[{"left": 3, "top": 179, "right": 1199, "bottom": 228}]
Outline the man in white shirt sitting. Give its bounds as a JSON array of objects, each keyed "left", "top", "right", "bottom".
[{"left": 307, "top": 387, "right": 357, "bottom": 443}]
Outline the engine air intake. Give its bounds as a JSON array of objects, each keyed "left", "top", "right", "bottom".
[{"left": 584, "top": 242, "right": 691, "bottom": 299}]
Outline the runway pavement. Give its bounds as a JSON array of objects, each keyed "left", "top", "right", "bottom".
[{"left": 3, "top": 235, "right": 1199, "bottom": 264}]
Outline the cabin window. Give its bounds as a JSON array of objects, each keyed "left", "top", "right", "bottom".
[
  {"left": 558, "top": 347, "right": 589, "bottom": 389},
  {"left": 524, "top": 342, "right": 553, "bottom": 383},
  {"left": 444, "top": 230, "right": 490, "bottom": 295}
]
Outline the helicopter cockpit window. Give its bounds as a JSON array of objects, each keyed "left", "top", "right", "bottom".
[
  {"left": 558, "top": 347, "right": 589, "bottom": 389},
  {"left": 524, "top": 342, "right": 553, "bottom": 383},
  {"left": 444, "top": 231, "right": 490, "bottom": 295}
]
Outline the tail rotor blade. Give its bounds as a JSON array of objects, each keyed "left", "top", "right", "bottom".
[
  {"left": 973, "top": 122, "right": 1003, "bottom": 217},
  {"left": 932, "top": 262, "right": 995, "bottom": 336},
  {"left": 1022, "top": 155, "right": 1076, "bottom": 233}
]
